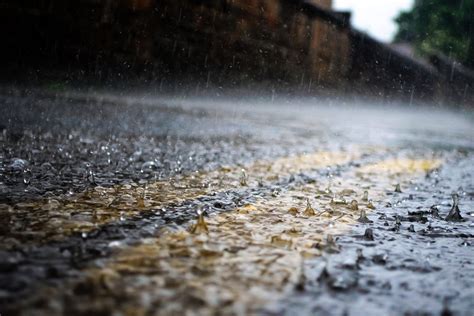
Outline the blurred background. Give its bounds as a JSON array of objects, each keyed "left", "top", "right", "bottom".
[{"left": 1, "top": 0, "right": 473, "bottom": 106}]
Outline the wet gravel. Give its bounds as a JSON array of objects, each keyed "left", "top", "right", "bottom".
[{"left": 1, "top": 87, "right": 473, "bottom": 315}]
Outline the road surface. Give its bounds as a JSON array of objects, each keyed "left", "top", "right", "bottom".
[{"left": 1, "top": 88, "right": 474, "bottom": 315}]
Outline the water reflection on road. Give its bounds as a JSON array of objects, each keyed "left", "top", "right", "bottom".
[{"left": 0, "top": 89, "right": 473, "bottom": 315}]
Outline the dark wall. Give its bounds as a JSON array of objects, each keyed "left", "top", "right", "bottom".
[
  {"left": 348, "top": 31, "right": 445, "bottom": 102},
  {"left": 1, "top": 0, "right": 472, "bottom": 105},
  {"left": 0, "top": 0, "right": 350, "bottom": 89}
]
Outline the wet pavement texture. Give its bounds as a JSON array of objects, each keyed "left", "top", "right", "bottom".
[{"left": 0, "top": 88, "right": 474, "bottom": 316}]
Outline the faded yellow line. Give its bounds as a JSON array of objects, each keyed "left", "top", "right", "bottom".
[
  {"left": 358, "top": 158, "right": 441, "bottom": 175},
  {"left": 355, "top": 157, "right": 442, "bottom": 196},
  {"left": 1, "top": 150, "right": 360, "bottom": 247},
  {"left": 15, "top": 155, "right": 442, "bottom": 315}
]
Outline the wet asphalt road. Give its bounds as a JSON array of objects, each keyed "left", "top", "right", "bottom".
[{"left": 0, "top": 87, "right": 474, "bottom": 315}]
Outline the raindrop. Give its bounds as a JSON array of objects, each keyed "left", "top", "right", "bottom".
[
  {"left": 23, "top": 169, "right": 32, "bottom": 185},
  {"left": 325, "top": 234, "right": 340, "bottom": 253},
  {"left": 303, "top": 199, "right": 315, "bottom": 216},
  {"left": 357, "top": 210, "right": 373, "bottom": 223},
  {"left": 295, "top": 260, "right": 306, "bottom": 291},
  {"left": 395, "top": 215, "right": 401, "bottom": 226},
  {"left": 430, "top": 205, "right": 441, "bottom": 218},
  {"left": 271, "top": 235, "right": 292, "bottom": 248},
  {"left": 108, "top": 241, "right": 122, "bottom": 248},
  {"left": 288, "top": 207, "right": 299, "bottom": 216},
  {"left": 363, "top": 228, "right": 374, "bottom": 241},
  {"left": 85, "top": 164, "right": 96, "bottom": 184},
  {"left": 324, "top": 181, "right": 332, "bottom": 194},
  {"left": 239, "top": 169, "right": 248, "bottom": 186},
  {"left": 191, "top": 208, "right": 209, "bottom": 234},
  {"left": 356, "top": 248, "right": 364, "bottom": 265},
  {"left": 362, "top": 190, "right": 369, "bottom": 202},
  {"left": 141, "top": 160, "right": 159, "bottom": 173},
  {"left": 367, "top": 200, "right": 376, "bottom": 210},
  {"left": 445, "top": 193, "right": 464, "bottom": 222},
  {"left": 330, "top": 195, "right": 346, "bottom": 205},
  {"left": 350, "top": 200, "right": 359, "bottom": 211},
  {"left": 394, "top": 183, "right": 402, "bottom": 193}
]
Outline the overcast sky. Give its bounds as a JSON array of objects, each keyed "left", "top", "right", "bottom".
[{"left": 333, "top": 0, "right": 414, "bottom": 43}]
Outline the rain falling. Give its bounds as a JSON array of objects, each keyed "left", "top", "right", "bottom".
[{"left": 0, "top": 0, "right": 473, "bottom": 315}]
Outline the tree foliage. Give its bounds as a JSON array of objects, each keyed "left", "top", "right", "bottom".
[{"left": 394, "top": 0, "right": 474, "bottom": 68}]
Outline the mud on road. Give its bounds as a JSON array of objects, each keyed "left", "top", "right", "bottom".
[{"left": 1, "top": 89, "right": 473, "bottom": 315}]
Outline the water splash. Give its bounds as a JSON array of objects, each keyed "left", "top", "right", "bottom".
[
  {"left": 23, "top": 168, "right": 32, "bottom": 185},
  {"left": 303, "top": 199, "right": 315, "bottom": 216},
  {"left": 367, "top": 200, "right": 376, "bottom": 210},
  {"left": 191, "top": 208, "right": 209, "bottom": 234},
  {"left": 445, "top": 193, "right": 464, "bottom": 222},
  {"left": 357, "top": 210, "right": 373, "bottom": 223},
  {"left": 392, "top": 215, "right": 402, "bottom": 232},
  {"left": 324, "top": 234, "right": 340, "bottom": 253},
  {"left": 288, "top": 207, "right": 299, "bottom": 216},
  {"left": 394, "top": 183, "right": 402, "bottom": 193},
  {"left": 362, "top": 190, "right": 369, "bottom": 202},
  {"left": 271, "top": 235, "right": 292, "bottom": 248},
  {"left": 364, "top": 228, "right": 374, "bottom": 240},
  {"left": 239, "top": 169, "right": 248, "bottom": 186},
  {"left": 350, "top": 200, "right": 359, "bottom": 211},
  {"left": 430, "top": 205, "right": 441, "bottom": 218},
  {"left": 331, "top": 195, "right": 347, "bottom": 205}
]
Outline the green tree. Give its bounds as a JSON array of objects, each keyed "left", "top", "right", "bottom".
[{"left": 394, "top": 0, "right": 474, "bottom": 68}]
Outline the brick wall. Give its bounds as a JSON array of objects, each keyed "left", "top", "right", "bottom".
[
  {"left": 0, "top": 0, "right": 471, "bottom": 105},
  {"left": 0, "top": 0, "right": 352, "bottom": 88}
]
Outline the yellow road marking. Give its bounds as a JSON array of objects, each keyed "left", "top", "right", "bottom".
[
  {"left": 17, "top": 156, "right": 442, "bottom": 315},
  {"left": 1, "top": 151, "right": 359, "bottom": 247},
  {"left": 358, "top": 158, "right": 441, "bottom": 175}
]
